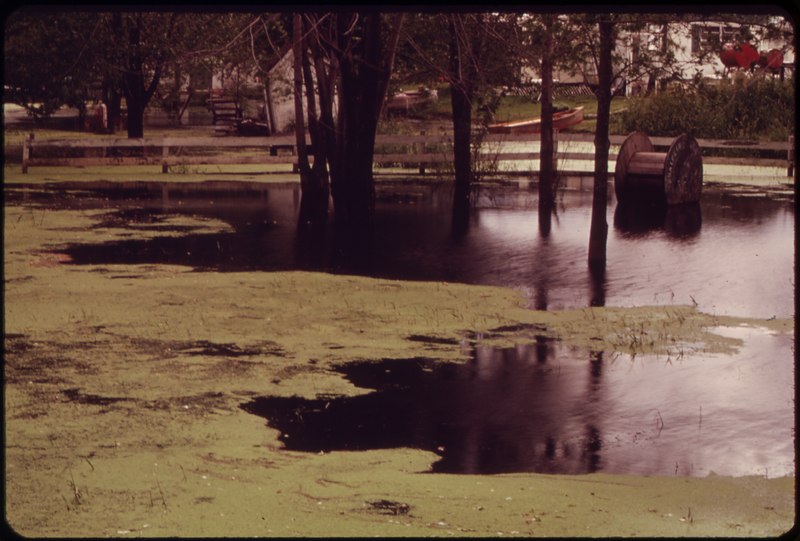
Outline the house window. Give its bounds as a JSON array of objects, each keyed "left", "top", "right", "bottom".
[{"left": 691, "top": 24, "right": 741, "bottom": 54}]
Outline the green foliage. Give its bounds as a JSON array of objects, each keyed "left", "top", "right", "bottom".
[
  {"left": 615, "top": 76, "right": 795, "bottom": 140},
  {"left": 3, "top": 10, "right": 100, "bottom": 118}
]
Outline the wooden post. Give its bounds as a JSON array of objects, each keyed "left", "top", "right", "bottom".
[
  {"left": 162, "top": 140, "right": 169, "bottom": 173},
  {"left": 291, "top": 145, "right": 299, "bottom": 174},
  {"left": 788, "top": 135, "right": 794, "bottom": 178},
  {"left": 22, "top": 133, "right": 33, "bottom": 174},
  {"left": 418, "top": 130, "right": 426, "bottom": 175},
  {"left": 553, "top": 128, "right": 559, "bottom": 172}
]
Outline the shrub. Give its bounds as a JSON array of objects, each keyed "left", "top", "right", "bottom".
[{"left": 615, "top": 76, "right": 795, "bottom": 141}]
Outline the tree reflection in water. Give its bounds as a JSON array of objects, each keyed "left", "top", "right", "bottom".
[{"left": 242, "top": 338, "right": 608, "bottom": 475}]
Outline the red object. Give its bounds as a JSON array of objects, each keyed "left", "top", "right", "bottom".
[
  {"left": 720, "top": 43, "right": 739, "bottom": 68},
  {"left": 721, "top": 42, "right": 780, "bottom": 71},
  {"left": 736, "top": 43, "right": 759, "bottom": 69},
  {"left": 756, "top": 48, "right": 784, "bottom": 71},
  {"left": 487, "top": 107, "right": 585, "bottom": 134},
  {"left": 765, "top": 49, "right": 784, "bottom": 70}
]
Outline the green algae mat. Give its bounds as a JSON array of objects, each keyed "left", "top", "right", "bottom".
[{"left": 4, "top": 202, "right": 794, "bottom": 537}]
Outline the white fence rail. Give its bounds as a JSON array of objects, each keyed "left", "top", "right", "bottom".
[{"left": 20, "top": 131, "right": 794, "bottom": 177}]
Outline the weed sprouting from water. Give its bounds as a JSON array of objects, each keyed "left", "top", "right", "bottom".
[
  {"left": 653, "top": 410, "right": 665, "bottom": 435},
  {"left": 66, "top": 468, "right": 82, "bottom": 507}
]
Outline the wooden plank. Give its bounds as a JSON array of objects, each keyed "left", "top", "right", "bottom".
[
  {"left": 162, "top": 155, "right": 297, "bottom": 165},
  {"left": 27, "top": 150, "right": 615, "bottom": 169},
  {"left": 702, "top": 156, "right": 788, "bottom": 167},
  {"left": 695, "top": 139, "right": 790, "bottom": 151},
  {"left": 28, "top": 157, "right": 163, "bottom": 167},
  {"left": 375, "top": 134, "right": 449, "bottom": 145},
  {"left": 375, "top": 153, "right": 454, "bottom": 164},
  {"left": 27, "top": 133, "right": 791, "bottom": 152},
  {"left": 29, "top": 155, "right": 301, "bottom": 167},
  {"left": 30, "top": 135, "right": 304, "bottom": 149},
  {"left": 22, "top": 133, "right": 32, "bottom": 174},
  {"left": 162, "top": 144, "right": 169, "bottom": 174},
  {"left": 23, "top": 131, "right": 790, "bottom": 173},
  {"left": 31, "top": 138, "right": 161, "bottom": 149},
  {"left": 482, "top": 133, "right": 542, "bottom": 143}
]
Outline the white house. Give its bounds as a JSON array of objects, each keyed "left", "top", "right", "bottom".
[
  {"left": 620, "top": 17, "right": 795, "bottom": 96},
  {"left": 526, "top": 16, "right": 795, "bottom": 97}
]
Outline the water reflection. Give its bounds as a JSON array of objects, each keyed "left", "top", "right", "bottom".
[
  {"left": 614, "top": 201, "right": 702, "bottom": 239},
  {"left": 6, "top": 181, "right": 793, "bottom": 477},
  {"left": 243, "top": 339, "right": 608, "bottom": 475},
  {"left": 7, "top": 180, "right": 793, "bottom": 318},
  {"left": 242, "top": 327, "right": 793, "bottom": 477}
]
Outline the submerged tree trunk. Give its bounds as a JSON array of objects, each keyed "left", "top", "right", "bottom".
[
  {"left": 449, "top": 15, "right": 473, "bottom": 207},
  {"left": 292, "top": 14, "right": 329, "bottom": 226},
  {"left": 538, "top": 14, "right": 556, "bottom": 237},
  {"left": 328, "top": 13, "right": 403, "bottom": 229},
  {"left": 588, "top": 18, "right": 614, "bottom": 272}
]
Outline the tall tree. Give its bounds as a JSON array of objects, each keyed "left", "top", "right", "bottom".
[
  {"left": 293, "top": 12, "right": 404, "bottom": 230},
  {"left": 588, "top": 16, "right": 615, "bottom": 272},
  {"left": 401, "top": 13, "right": 523, "bottom": 211},
  {"left": 5, "top": 9, "right": 256, "bottom": 137},
  {"left": 3, "top": 10, "right": 101, "bottom": 122},
  {"left": 292, "top": 13, "right": 330, "bottom": 226},
  {"left": 537, "top": 14, "right": 556, "bottom": 236},
  {"left": 111, "top": 12, "right": 177, "bottom": 138},
  {"left": 448, "top": 14, "right": 476, "bottom": 208}
]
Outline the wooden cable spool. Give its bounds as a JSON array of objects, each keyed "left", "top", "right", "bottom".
[{"left": 614, "top": 132, "right": 703, "bottom": 205}]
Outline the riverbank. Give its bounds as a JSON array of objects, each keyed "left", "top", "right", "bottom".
[{"left": 4, "top": 190, "right": 795, "bottom": 537}]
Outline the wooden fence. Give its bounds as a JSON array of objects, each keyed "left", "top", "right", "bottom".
[{"left": 20, "top": 131, "right": 795, "bottom": 177}]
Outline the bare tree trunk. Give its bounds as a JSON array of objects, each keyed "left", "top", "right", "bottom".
[
  {"left": 264, "top": 75, "right": 277, "bottom": 133},
  {"left": 538, "top": 14, "right": 556, "bottom": 236},
  {"left": 123, "top": 64, "right": 146, "bottom": 139},
  {"left": 449, "top": 15, "right": 473, "bottom": 207},
  {"left": 103, "top": 76, "right": 123, "bottom": 134},
  {"left": 588, "top": 18, "right": 614, "bottom": 272},
  {"left": 121, "top": 14, "right": 173, "bottom": 139},
  {"left": 292, "top": 14, "right": 311, "bottom": 177},
  {"left": 329, "top": 13, "right": 403, "bottom": 229},
  {"left": 292, "top": 14, "right": 329, "bottom": 226}
]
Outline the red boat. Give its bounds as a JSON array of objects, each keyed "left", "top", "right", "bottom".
[{"left": 488, "top": 106, "right": 584, "bottom": 134}]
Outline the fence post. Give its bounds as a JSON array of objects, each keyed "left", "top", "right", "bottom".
[
  {"left": 22, "top": 133, "right": 33, "bottom": 174},
  {"left": 418, "top": 130, "right": 426, "bottom": 175},
  {"left": 553, "top": 128, "right": 559, "bottom": 172},
  {"left": 788, "top": 135, "right": 794, "bottom": 178},
  {"left": 162, "top": 139, "right": 170, "bottom": 173}
]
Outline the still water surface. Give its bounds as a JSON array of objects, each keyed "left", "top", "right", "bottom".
[
  {"left": 244, "top": 327, "right": 794, "bottom": 477},
  {"left": 7, "top": 181, "right": 794, "bottom": 476},
  {"left": 42, "top": 181, "right": 793, "bottom": 318}
]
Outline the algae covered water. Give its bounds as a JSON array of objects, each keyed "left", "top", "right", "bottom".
[
  {"left": 242, "top": 327, "right": 793, "bottom": 477},
  {"left": 15, "top": 180, "right": 792, "bottom": 319},
  {"left": 5, "top": 180, "right": 794, "bottom": 477}
]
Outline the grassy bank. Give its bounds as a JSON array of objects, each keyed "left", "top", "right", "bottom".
[{"left": 4, "top": 200, "right": 794, "bottom": 537}]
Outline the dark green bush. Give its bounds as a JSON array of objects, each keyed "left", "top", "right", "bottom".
[{"left": 615, "top": 76, "right": 795, "bottom": 141}]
